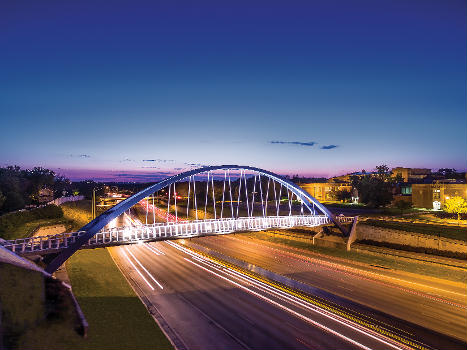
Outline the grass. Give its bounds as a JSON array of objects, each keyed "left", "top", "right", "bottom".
[
  {"left": 61, "top": 200, "right": 96, "bottom": 231},
  {"left": 363, "top": 219, "right": 467, "bottom": 241},
  {"left": 242, "top": 231, "right": 467, "bottom": 284},
  {"left": 6, "top": 218, "right": 72, "bottom": 239},
  {"left": 63, "top": 248, "right": 173, "bottom": 350}
]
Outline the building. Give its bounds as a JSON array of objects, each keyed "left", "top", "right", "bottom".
[
  {"left": 38, "top": 187, "right": 54, "bottom": 203},
  {"left": 391, "top": 167, "right": 431, "bottom": 182},
  {"left": 412, "top": 181, "right": 467, "bottom": 209},
  {"left": 300, "top": 182, "right": 353, "bottom": 202}
]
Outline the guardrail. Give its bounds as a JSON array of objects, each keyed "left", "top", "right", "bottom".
[{"left": 3, "top": 215, "right": 354, "bottom": 255}]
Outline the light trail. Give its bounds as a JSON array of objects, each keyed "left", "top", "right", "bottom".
[
  {"left": 166, "top": 241, "right": 421, "bottom": 350},
  {"left": 125, "top": 247, "right": 164, "bottom": 289},
  {"left": 144, "top": 243, "right": 165, "bottom": 256},
  {"left": 228, "top": 236, "right": 467, "bottom": 305},
  {"left": 121, "top": 249, "right": 155, "bottom": 291},
  {"left": 183, "top": 257, "right": 376, "bottom": 350}
]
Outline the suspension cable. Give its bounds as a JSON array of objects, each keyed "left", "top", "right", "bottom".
[
  {"left": 145, "top": 195, "right": 148, "bottom": 225},
  {"left": 167, "top": 183, "right": 171, "bottom": 223},
  {"left": 152, "top": 192, "right": 155, "bottom": 225},
  {"left": 204, "top": 172, "right": 210, "bottom": 219},
  {"left": 174, "top": 182, "right": 178, "bottom": 221},
  {"left": 250, "top": 174, "right": 256, "bottom": 216},
  {"left": 228, "top": 169, "right": 234, "bottom": 218},
  {"left": 211, "top": 172, "right": 216, "bottom": 219},
  {"left": 277, "top": 184, "right": 282, "bottom": 216},
  {"left": 193, "top": 175, "right": 198, "bottom": 220},
  {"left": 244, "top": 171, "right": 250, "bottom": 217},
  {"left": 259, "top": 174, "right": 265, "bottom": 217},
  {"left": 236, "top": 169, "right": 243, "bottom": 218},
  {"left": 187, "top": 175, "right": 191, "bottom": 219},
  {"left": 300, "top": 195, "right": 304, "bottom": 216},
  {"left": 221, "top": 170, "right": 226, "bottom": 219},
  {"left": 265, "top": 177, "right": 270, "bottom": 217},
  {"left": 287, "top": 188, "right": 292, "bottom": 216}
]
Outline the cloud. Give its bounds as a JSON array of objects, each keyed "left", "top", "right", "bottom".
[
  {"left": 69, "top": 154, "right": 91, "bottom": 158},
  {"left": 321, "top": 145, "right": 338, "bottom": 150},
  {"left": 120, "top": 157, "right": 135, "bottom": 162},
  {"left": 141, "top": 166, "right": 160, "bottom": 169},
  {"left": 142, "top": 159, "right": 175, "bottom": 163},
  {"left": 184, "top": 163, "right": 206, "bottom": 167},
  {"left": 270, "top": 141, "right": 316, "bottom": 147}
]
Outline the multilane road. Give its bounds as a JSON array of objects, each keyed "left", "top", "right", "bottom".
[
  {"left": 104, "top": 214, "right": 466, "bottom": 349},
  {"left": 109, "top": 241, "right": 428, "bottom": 350},
  {"left": 184, "top": 235, "right": 467, "bottom": 342}
]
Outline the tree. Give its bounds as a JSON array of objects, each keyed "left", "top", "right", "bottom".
[
  {"left": 443, "top": 196, "right": 467, "bottom": 223},
  {"left": 335, "top": 189, "right": 352, "bottom": 203},
  {"left": 395, "top": 200, "right": 412, "bottom": 216},
  {"left": 0, "top": 190, "right": 5, "bottom": 209},
  {"left": 350, "top": 164, "right": 395, "bottom": 208},
  {"left": 2, "top": 191, "right": 25, "bottom": 212}
]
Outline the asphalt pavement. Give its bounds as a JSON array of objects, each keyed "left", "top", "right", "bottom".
[
  {"left": 108, "top": 241, "right": 425, "bottom": 350},
  {"left": 186, "top": 235, "right": 467, "bottom": 343}
]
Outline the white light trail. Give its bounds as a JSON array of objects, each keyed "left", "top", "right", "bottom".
[
  {"left": 121, "top": 249, "right": 154, "bottom": 291},
  {"left": 144, "top": 243, "right": 165, "bottom": 256},
  {"left": 166, "top": 241, "right": 413, "bottom": 350},
  {"left": 184, "top": 257, "right": 375, "bottom": 350},
  {"left": 126, "top": 247, "right": 164, "bottom": 289}
]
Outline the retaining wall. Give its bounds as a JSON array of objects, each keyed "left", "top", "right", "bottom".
[{"left": 356, "top": 224, "right": 467, "bottom": 254}]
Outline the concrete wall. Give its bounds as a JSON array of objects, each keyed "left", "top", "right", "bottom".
[
  {"left": 34, "top": 224, "right": 67, "bottom": 236},
  {"left": 356, "top": 224, "right": 467, "bottom": 254},
  {"left": 49, "top": 195, "right": 85, "bottom": 206}
]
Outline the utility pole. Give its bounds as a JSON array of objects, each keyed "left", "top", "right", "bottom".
[{"left": 92, "top": 188, "right": 96, "bottom": 219}]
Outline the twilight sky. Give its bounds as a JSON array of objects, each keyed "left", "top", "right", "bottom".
[{"left": 1, "top": 0, "right": 466, "bottom": 181}]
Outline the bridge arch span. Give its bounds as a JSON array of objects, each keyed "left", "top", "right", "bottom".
[{"left": 45, "top": 165, "right": 346, "bottom": 273}]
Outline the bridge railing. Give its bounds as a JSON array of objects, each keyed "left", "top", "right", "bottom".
[{"left": 3, "top": 215, "right": 354, "bottom": 255}]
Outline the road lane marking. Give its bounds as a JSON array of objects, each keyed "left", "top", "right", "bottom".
[
  {"left": 172, "top": 241, "right": 430, "bottom": 350},
  {"left": 184, "top": 257, "right": 378, "bottom": 350},
  {"left": 121, "top": 249, "right": 155, "bottom": 291},
  {"left": 185, "top": 256, "right": 416, "bottom": 350},
  {"left": 126, "top": 247, "right": 164, "bottom": 289},
  {"left": 229, "top": 237, "right": 467, "bottom": 301}
]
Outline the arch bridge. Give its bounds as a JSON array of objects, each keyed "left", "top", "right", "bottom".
[{"left": 2, "top": 165, "right": 356, "bottom": 273}]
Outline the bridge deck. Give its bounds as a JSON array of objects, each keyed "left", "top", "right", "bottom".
[{"left": 3, "top": 215, "right": 354, "bottom": 256}]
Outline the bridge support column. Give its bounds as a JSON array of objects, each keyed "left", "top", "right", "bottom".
[{"left": 346, "top": 216, "right": 359, "bottom": 251}]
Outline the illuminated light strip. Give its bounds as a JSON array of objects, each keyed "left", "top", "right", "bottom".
[
  {"left": 125, "top": 247, "right": 164, "bottom": 289},
  {"left": 174, "top": 243, "right": 429, "bottom": 350},
  {"left": 189, "top": 253, "right": 408, "bottom": 338},
  {"left": 232, "top": 237, "right": 467, "bottom": 303},
  {"left": 246, "top": 240, "right": 466, "bottom": 309},
  {"left": 183, "top": 257, "right": 374, "bottom": 350},
  {"left": 121, "top": 249, "right": 155, "bottom": 291},
  {"left": 143, "top": 244, "right": 160, "bottom": 255},
  {"left": 187, "top": 254, "right": 412, "bottom": 350},
  {"left": 146, "top": 243, "right": 165, "bottom": 255},
  {"left": 173, "top": 242, "right": 390, "bottom": 331},
  {"left": 222, "top": 268, "right": 412, "bottom": 349}
]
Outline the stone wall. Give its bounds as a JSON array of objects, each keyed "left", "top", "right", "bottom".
[{"left": 356, "top": 224, "right": 467, "bottom": 254}]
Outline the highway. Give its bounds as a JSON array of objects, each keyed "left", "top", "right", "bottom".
[
  {"left": 183, "top": 235, "right": 467, "bottom": 343},
  {"left": 108, "top": 241, "right": 431, "bottom": 350}
]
